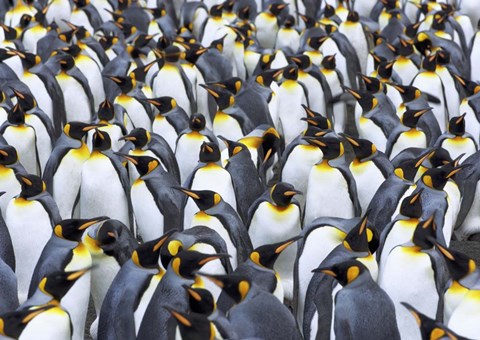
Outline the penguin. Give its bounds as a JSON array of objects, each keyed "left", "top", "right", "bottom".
[
  {"left": 118, "top": 154, "right": 184, "bottom": 241},
  {"left": 69, "top": 0, "right": 102, "bottom": 35},
  {"left": 9, "top": 87, "right": 56, "bottom": 175},
  {"left": 0, "top": 144, "right": 24, "bottom": 222},
  {"left": 80, "top": 130, "right": 132, "bottom": 230},
  {"left": 221, "top": 137, "right": 264, "bottom": 223},
  {"left": 386, "top": 107, "right": 431, "bottom": 159},
  {"left": 45, "top": 0, "right": 72, "bottom": 32},
  {"left": 201, "top": 83, "right": 255, "bottom": 141},
  {"left": 98, "top": 231, "right": 173, "bottom": 340},
  {"left": 254, "top": 3, "right": 287, "bottom": 49},
  {"left": 341, "top": 134, "right": 393, "bottom": 214},
  {"left": 168, "top": 308, "right": 229, "bottom": 340},
  {"left": 402, "top": 302, "right": 470, "bottom": 340},
  {"left": 109, "top": 74, "right": 153, "bottom": 130},
  {"left": 378, "top": 217, "right": 448, "bottom": 340},
  {"left": 4, "top": 0, "right": 35, "bottom": 27},
  {"left": 277, "top": 64, "right": 308, "bottom": 145},
  {"left": 377, "top": 189, "right": 424, "bottom": 274},
  {"left": 452, "top": 74, "right": 480, "bottom": 146},
  {"left": 199, "top": 4, "right": 227, "bottom": 47},
  {"left": 200, "top": 273, "right": 303, "bottom": 340},
  {"left": 247, "top": 182, "right": 302, "bottom": 299},
  {"left": 146, "top": 96, "right": 189, "bottom": 151},
  {"left": 175, "top": 113, "right": 217, "bottom": 184},
  {"left": 339, "top": 11, "right": 370, "bottom": 73},
  {"left": 304, "top": 136, "right": 360, "bottom": 226},
  {"left": 19, "top": 6, "right": 49, "bottom": 55},
  {"left": 28, "top": 217, "right": 106, "bottom": 340},
  {"left": 435, "top": 114, "right": 478, "bottom": 161},
  {"left": 137, "top": 250, "right": 229, "bottom": 340},
  {"left": 83, "top": 218, "right": 137, "bottom": 339},
  {"left": 54, "top": 53, "right": 95, "bottom": 123},
  {"left": 43, "top": 122, "right": 99, "bottom": 219},
  {"left": 119, "top": 127, "right": 180, "bottom": 184},
  {"left": 391, "top": 38, "right": 421, "bottom": 85},
  {"left": 315, "top": 259, "right": 401, "bottom": 339},
  {"left": 0, "top": 104, "right": 40, "bottom": 176},
  {"left": 177, "top": 187, "right": 252, "bottom": 269},
  {"left": 275, "top": 15, "right": 300, "bottom": 52},
  {"left": 6, "top": 173, "right": 61, "bottom": 303},
  {"left": 152, "top": 45, "right": 196, "bottom": 116}
]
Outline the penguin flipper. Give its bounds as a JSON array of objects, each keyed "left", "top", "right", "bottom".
[
  {"left": 42, "top": 141, "right": 74, "bottom": 194},
  {"left": 179, "top": 65, "right": 197, "bottom": 114},
  {"left": 149, "top": 134, "right": 180, "bottom": 184}
]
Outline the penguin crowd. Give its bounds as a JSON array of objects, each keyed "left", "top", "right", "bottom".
[{"left": 0, "top": 0, "right": 480, "bottom": 339}]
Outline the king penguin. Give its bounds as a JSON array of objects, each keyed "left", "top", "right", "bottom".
[
  {"left": 0, "top": 144, "right": 24, "bottom": 221},
  {"left": 435, "top": 113, "right": 478, "bottom": 161}
]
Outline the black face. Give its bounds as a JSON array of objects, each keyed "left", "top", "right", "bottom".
[
  {"left": 421, "top": 55, "right": 437, "bottom": 72},
  {"left": 402, "top": 302, "right": 449, "bottom": 340},
  {"left": 183, "top": 285, "right": 215, "bottom": 315},
  {"left": 396, "top": 151, "right": 433, "bottom": 181},
  {"left": 302, "top": 105, "right": 331, "bottom": 130},
  {"left": 399, "top": 189, "right": 423, "bottom": 218},
  {"left": 94, "top": 219, "right": 135, "bottom": 264},
  {"left": 200, "top": 84, "right": 233, "bottom": 110},
  {"left": 270, "top": 182, "right": 300, "bottom": 207},
  {"left": 304, "top": 136, "right": 343, "bottom": 160},
  {"left": 119, "top": 154, "right": 159, "bottom": 177},
  {"left": 346, "top": 11, "right": 359, "bottom": 22},
  {"left": 448, "top": 114, "right": 466, "bottom": 136},
  {"left": 17, "top": 174, "right": 44, "bottom": 198},
  {"left": 146, "top": 96, "right": 175, "bottom": 114},
  {"left": 41, "top": 269, "right": 87, "bottom": 301},
  {"left": 189, "top": 113, "right": 207, "bottom": 131},
  {"left": 398, "top": 39, "right": 414, "bottom": 56},
  {"left": 282, "top": 65, "right": 298, "bottom": 80},
  {"left": 343, "top": 216, "right": 370, "bottom": 253},
  {"left": 163, "top": 45, "right": 182, "bottom": 63},
  {"left": 134, "top": 231, "right": 173, "bottom": 269},
  {"left": 269, "top": 3, "right": 287, "bottom": 16},
  {"left": 58, "top": 54, "right": 75, "bottom": 71},
  {"left": 436, "top": 49, "right": 450, "bottom": 66},
  {"left": 58, "top": 29, "right": 76, "bottom": 43},
  {"left": 56, "top": 217, "right": 108, "bottom": 242},
  {"left": 7, "top": 104, "right": 25, "bottom": 125},
  {"left": 222, "top": 138, "right": 249, "bottom": 158},
  {"left": 122, "top": 128, "right": 149, "bottom": 148},
  {"left": 0, "top": 145, "right": 18, "bottom": 165},
  {"left": 342, "top": 134, "right": 375, "bottom": 160},
  {"left": 361, "top": 75, "right": 382, "bottom": 93},
  {"left": 174, "top": 250, "right": 226, "bottom": 280},
  {"left": 315, "top": 260, "right": 367, "bottom": 287},
  {"left": 209, "top": 77, "right": 243, "bottom": 95},
  {"left": 345, "top": 88, "right": 377, "bottom": 112},
  {"left": 412, "top": 217, "right": 436, "bottom": 249},
  {"left": 60, "top": 44, "right": 81, "bottom": 57},
  {"left": 0, "top": 305, "right": 56, "bottom": 338},
  {"left": 108, "top": 75, "right": 135, "bottom": 93},
  {"left": 377, "top": 60, "right": 394, "bottom": 79},
  {"left": 64, "top": 121, "right": 97, "bottom": 140},
  {"left": 97, "top": 99, "right": 115, "bottom": 121},
  {"left": 201, "top": 273, "right": 250, "bottom": 303},
  {"left": 199, "top": 142, "right": 220, "bottom": 163},
  {"left": 170, "top": 310, "right": 213, "bottom": 340},
  {"left": 176, "top": 188, "right": 219, "bottom": 211},
  {"left": 421, "top": 166, "right": 453, "bottom": 190},
  {"left": 1, "top": 24, "right": 17, "bottom": 40},
  {"left": 324, "top": 4, "right": 335, "bottom": 17},
  {"left": 289, "top": 55, "right": 310, "bottom": 70},
  {"left": 401, "top": 108, "right": 429, "bottom": 128},
  {"left": 92, "top": 130, "right": 112, "bottom": 151},
  {"left": 251, "top": 236, "right": 301, "bottom": 269},
  {"left": 210, "top": 4, "right": 223, "bottom": 17},
  {"left": 391, "top": 84, "right": 419, "bottom": 102},
  {"left": 256, "top": 68, "right": 282, "bottom": 87},
  {"left": 12, "top": 88, "right": 36, "bottom": 111}
]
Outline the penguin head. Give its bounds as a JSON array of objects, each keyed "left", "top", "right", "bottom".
[
  {"left": 108, "top": 75, "right": 135, "bottom": 93},
  {"left": 397, "top": 38, "right": 415, "bottom": 57},
  {"left": 429, "top": 147, "right": 454, "bottom": 168},
  {"left": 200, "top": 273, "right": 251, "bottom": 303},
  {"left": 58, "top": 53, "right": 75, "bottom": 72},
  {"left": 209, "top": 4, "right": 224, "bottom": 17},
  {"left": 170, "top": 250, "right": 229, "bottom": 280},
  {"left": 282, "top": 64, "right": 299, "bottom": 80},
  {"left": 436, "top": 49, "right": 450, "bottom": 66},
  {"left": 59, "top": 44, "right": 82, "bottom": 58},
  {"left": 249, "top": 236, "right": 302, "bottom": 269},
  {"left": 132, "top": 230, "right": 174, "bottom": 269},
  {"left": 255, "top": 68, "right": 283, "bottom": 87},
  {"left": 19, "top": 14, "right": 33, "bottom": 30},
  {"left": 268, "top": 3, "right": 288, "bottom": 16},
  {"left": 376, "top": 60, "right": 395, "bottom": 79},
  {"left": 183, "top": 285, "right": 215, "bottom": 315},
  {"left": 400, "top": 107, "right": 431, "bottom": 128},
  {"left": 0, "top": 24, "right": 17, "bottom": 41},
  {"left": 359, "top": 75, "right": 383, "bottom": 93},
  {"left": 447, "top": 114, "right": 466, "bottom": 136},
  {"left": 0, "top": 145, "right": 19, "bottom": 166},
  {"left": 176, "top": 188, "right": 222, "bottom": 211},
  {"left": 64, "top": 122, "right": 99, "bottom": 140},
  {"left": 303, "top": 136, "right": 344, "bottom": 160},
  {"left": 97, "top": 99, "right": 115, "bottom": 122},
  {"left": 16, "top": 174, "right": 45, "bottom": 198},
  {"left": 11, "top": 88, "right": 36, "bottom": 111},
  {"left": 314, "top": 259, "right": 368, "bottom": 287},
  {"left": 0, "top": 305, "right": 56, "bottom": 339},
  {"left": 182, "top": 43, "right": 209, "bottom": 64},
  {"left": 344, "top": 87, "right": 378, "bottom": 112},
  {"left": 118, "top": 154, "right": 160, "bottom": 177},
  {"left": 162, "top": 45, "right": 183, "bottom": 63},
  {"left": 370, "top": 52, "right": 386, "bottom": 70},
  {"left": 452, "top": 74, "right": 480, "bottom": 96},
  {"left": 120, "top": 128, "right": 150, "bottom": 148},
  {"left": 421, "top": 54, "right": 437, "bottom": 72},
  {"left": 412, "top": 216, "right": 436, "bottom": 249},
  {"left": 167, "top": 308, "right": 216, "bottom": 340},
  {"left": 7, "top": 104, "right": 25, "bottom": 126},
  {"left": 432, "top": 240, "right": 477, "bottom": 282},
  {"left": 0, "top": 49, "right": 15, "bottom": 62},
  {"left": 394, "top": 150, "right": 435, "bottom": 181},
  {"left": 84, "top": 219, "right": 136, "bottom": 264},
  {"left": 58, "top": 29, "right": 76, "bottom": 44},
  {"left": 301, "top": 110, "right": 331, "bottom": 130},
  {"left": 207, "top": 77, "right": 243, "bottom": 95},
  {"left": 323, "top": 4, "right": 336, "bottom": 18},
  {"left": 199, "top": 142, "right": 221, "bottom": 163},
  {"left": 209, "top": 34, "right": 227, "bottom": 52},
  {"left": 421, "top": 165, "right": 462, "bottom": 190},
  {"left": 388, "top": 83, "right": 423, "bottom": 102},
  {"left": 431, "top": 11, "right": 448, "bottom": 30},
  {"left": 92, "top": 130, "right": 112, "bottom": 151},
  {"left": 189, "top": 113, "right": 207, "bottom": 131},
  {"left": 289, "top": 55, "right": 311, "bottom": 71},
  {"left": 144, "top": 96, "right": 177, "bottom": 114},
  {"left": 343, "top": 213, "right": 378, "bottom": 254},
  {"left": 200, "top": 84, "right": 234, "bottom": 110},
  {"left": 12, "top": 50, "right": 41, "bottom": 69},
  {"left": 219, "top": 137, "right": 250, "bottom": 158},
  {"left": 399, "top": 189, "right": 423, "bottom": 219},
  {"left": 54, "top": 217, "right": 109, "bottom": 242},
  {"left": 283, "top": 14, "right": 295, "bottom": 28},
  {"left": 73, "top": 0, "right": 90, "bottom": 9},
  {"left": 402, "top": 302, "right": 461, "bottom": 340},
  {"left": 38, "top": 268, "right": 90, "bottom": 301},
  {"left": 270, "top": 183, "right": 301, "bottom": 207},
  {"left": 340, "top": 134, "right": 376, "bottom": 161},
  {"left": 346, "top": 11, "right": 360, "bottom": 23}
]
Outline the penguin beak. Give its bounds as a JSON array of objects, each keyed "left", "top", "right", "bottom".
[
  {"left": 283, "top": 189, "right": 302, "bottom": 197},
  {"left": 114, "top": 152, "right": 138, "bottom": 165},
  {"left": 66, "top": 267, "right": 90, "bottom": 281},
  {"left": 343, "top": 87, "right": 361, "bottom": 100},
  {"left": 274, "top": 236, "right": 302, "bottom": 254},
  {"left": 199, "top": 84, "right": 220, "bottom": 98},
  {"left": 339, "top": 133, "right": 360, "bottom": 147},
  {"left": 0, "top": 149, "right": 8, "bottom": 157},
  {"left": 82, "top": 125, "right": 102, "bottom": 132},
  {"left": 409, "top": 189, "right": 423, "bottom": 204},
  {"left": 165, "top": 307, "right": 193, "bottom": 327},
  {"left": 312, "top": 266, "right": 337, "bottom": 277},
  {"left": 413, "top": 108, "right": 431, "bottom": 117},
  {"left": 196, "top": 253, "right": 230, "bottom": 266},
  {"left": 16, "top": 175, "right": 32, "bottom": 186},
  {"left": 172, "top": 187, "right": 200, "bottom": 200},
  {"left": 119, "top": 135, "right": 136, "bottom": 141},
  {"left": 79, "top": 217, "right": 109, "bottom": 230}
]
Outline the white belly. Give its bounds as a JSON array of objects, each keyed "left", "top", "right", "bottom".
[
  {"left": 412, "top": 73, "right": 447, "bottom": 129},
  {"left": 21, "top": 73, "right": 53, "bottom": 122},
  {"left": 153, "top": 66, "right": 191, "bottom": 116},
  {"left": 134, "top": 274, "right": 162, "bottom": 335},
  {"left": 115, "top": 96, "right": 151, "bottom": 131},
  {"left": 75, "top": 56, "right": 105, "bottom": 109},
  {"left": 89, "top": 254, "right": 121, "bottom": 314},
  {"left": 358, "top": 117, "right": 387, "bottom": 152},
  {"left": 0, "top": 167, "right": 21, "bottom": 220},
  {"left": 390, "top": 131, "right": 427, "bottom": 159},
  {"left": 153, "top": 117, "right": 178, "bottom": 151},
  {"left": 57, "top": 75, "right": 91, "bottom": 122},
  {"left": 447, "top": 289, "right": 480, "bottom": 339},
  {"left": 6, "top": 198, "right": 52, "bottom": 303},
  {"left": 350, "top": 160, "right": 385, "bottom": 214},
  {"left": 3, "top": 126, "right": 38, "bottom": 175},
  {"left": 175, "top": 136, "right": 209, "bottom": 184},
  {"left": 19, "top": 307, "right": 71, "bottom": 340},
  {"left": 278, "top": 82, "right": 308, "bottom": 145},
  {"left": 25, "top": 114, "right": 51, "bottom": 173},
  {"left": 441, "top": 137, "right": 477, "bottom": 161},
  {"left": 213, "top": 113, "right": 244, "bottom": 142},
  {"left": 131, "top": 180, "right": 164, "bottom": 242}
]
